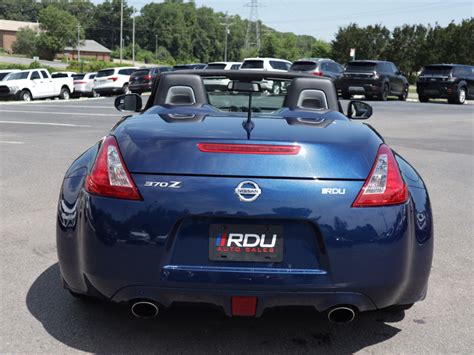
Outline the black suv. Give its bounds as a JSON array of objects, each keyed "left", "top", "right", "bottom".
[
  {"left": 339, "top": 60, "right": 409, "bottom": 101},
  {"left": 290, "top": 58, "right": 344, "bottom": 91},
  {"left": 416, "top": 64, "right": 474, "bottom": 104},
  {"left": 129, "top": 66, "right": 172, "bottom": 94}
]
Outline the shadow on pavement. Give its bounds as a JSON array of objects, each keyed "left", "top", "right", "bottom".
[{"left": 27, "top": 263, "right": 405, "bottom": 354}]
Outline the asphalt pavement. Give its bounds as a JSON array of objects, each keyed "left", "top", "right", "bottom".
[{"left": 0, "top": 96, "right": 473, "bottom": 354}]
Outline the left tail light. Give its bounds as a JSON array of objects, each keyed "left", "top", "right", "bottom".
[
  {"left": 85, "top": 136, "right": 142, "bottom": 200},
  {"left": 352, "top": 144, "right": 408, "bottom": 207},
  {"left": 144, "top": 74, "right": 152, "bottom": 81},
  {"left": 313, "top": 70, "right": 324, "bottom": 76}
]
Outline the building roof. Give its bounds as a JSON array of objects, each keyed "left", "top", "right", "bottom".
[
  {"left": 64, "top": 40, "right": 111, "bottom": 54},
  {"left": 0, "top": 19, "right": 40, "bottom": 32}
]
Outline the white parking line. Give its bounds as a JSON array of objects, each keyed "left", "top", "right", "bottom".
[
  {"left": 0, "top": 97, "right": 105, "bottom": 105},
  {"left": 0, "top": 109, "right": 118, "bottom": 116},
  {"left": 0, "top": 120, "right": 91, "bottom": 127},
  {"left": 0, "top": 140, "right": 24, "bottom": 144}
]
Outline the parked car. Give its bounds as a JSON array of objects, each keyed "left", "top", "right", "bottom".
[
  {"left": 204, "top": 62, "right": 242, "bottom": 91},
  {"left": 240, "top": 57, "right": 292, "bottom": 94},
  {"left": 339, "top": 60, "right": 409, "bottom": 101},
  {"left": 0, "top": 69, "right": 19, "bottom": 81},
  {"left": 173, "top": 64, "right": 207, "bottom": 70},
  {"left": 93, "top": 67, "right": 137, "bottom": 96},
  {"left": 51, "top": 71, "right": 77, "bottom": 78},
  {"left": 0, "top": 69, "right": 74, "bottom": 101},
  {"left": 290, "top": 58, "right": 344, "bottom": 92},
  {"left": 72, "top": 72, "right": 98, "bottom": 98},
  {"left": 57, "top": 70, "right": 433, "bottom": 321},
  {"left": 205, "top": 62, "right": 242, "bottom": 70},
  {"left": 416, "top": 64, "right": 474, "bottom": 104},
  {"left": 129, "top": 66, "right": 173, "bottom": 94}
]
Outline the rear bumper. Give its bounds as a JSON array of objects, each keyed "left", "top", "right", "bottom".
[
  {"left": 94, "top": 86, "right": 123, "bottom": 95},
  {"left": 129, "top": 82, "right": 152, "bottom": 93},
  {"left": 339, "top": 79, "right": 383, "bottom": 95},
  {"left": 58, "top": 175, "right": 433, "bottom": 315},
  {"left": 416, "top": 82, "right": 457, "bottom": 98}
]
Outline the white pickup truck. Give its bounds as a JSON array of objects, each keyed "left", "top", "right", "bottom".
[{"left": 0, "top": 69, "right": 74, "bottom": 101}]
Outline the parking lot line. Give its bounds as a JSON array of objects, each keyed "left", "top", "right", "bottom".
[
  {"left": 0, "top": 140, "right": 24, "bottom": 144},
  {"left": 0, "top": 120, "right": 91, "bottom": 127},
  {"left": 0, "top": 109, "right": 118, "bottom": 116}
]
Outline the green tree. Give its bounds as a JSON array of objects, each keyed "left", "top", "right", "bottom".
[
  {"left": 12, "top": 27, "right": 37, "bottom": 56},
  {"left": 0, "top": 0, "right": 41, "bottom": 21},
  {"left": 260, "top": 32, "right": 282, "bottom": 58}
]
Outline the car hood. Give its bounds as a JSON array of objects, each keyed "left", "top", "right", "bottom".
[{"left": 113, "top": 109, "right": 381, "bottom": 179}]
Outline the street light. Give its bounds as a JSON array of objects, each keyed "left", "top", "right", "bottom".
[{"left": 155, "top": 34, "right": 158, "bottom": 61}]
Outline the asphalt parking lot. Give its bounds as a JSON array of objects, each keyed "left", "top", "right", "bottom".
[{"left": 0, "top": 97, "right": 473, "bottom": 353}]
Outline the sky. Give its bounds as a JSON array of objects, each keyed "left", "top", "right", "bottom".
[{"left": 92, "top": 0, "right": 473, "bottom": 41}]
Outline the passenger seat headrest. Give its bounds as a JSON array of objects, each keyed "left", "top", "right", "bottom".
[{"left": 165, "top": 86, "right": 196, "bottom": 105}]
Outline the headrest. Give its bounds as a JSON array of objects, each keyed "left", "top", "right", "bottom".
[
  {"left": 154, "top": 74, "right": 208, "bottom": 106},
  {"left": 283, "top": 77, "right": 337, "bottom": 110}
]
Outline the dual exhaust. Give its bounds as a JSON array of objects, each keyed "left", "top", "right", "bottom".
[{"left": 131, "top": 300, "right": 357, "bottom": 323}]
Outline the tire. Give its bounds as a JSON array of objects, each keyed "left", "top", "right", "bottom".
[
  {"left": 418, "top": 95, "right": 429, "bottom": 103},
  {"left": 398, "top": 85, "right": 408, "bottom": 101},
  {"left": 341, "top": 92, "right": 351, "bottom": 100},
  {"left": 91, "top": 89, "right": 99, "bottom": 98},
  {"left": 272, "top": 82, "right": 281, "bottom": 95},
  {"left": 450, "top": 86, "right": 466, "bottom": 104},
  {"left": 19, "top": 89, "right": 32, "bottom": 102},
  {"left": 59, "top": 87, "right": 70, "bottom": 100},
  {"left": 122, "top": 84, "right": 131, "bottom": 94},
  {"left": 377, "top": 83, "right": 389, "bottom": 101}
]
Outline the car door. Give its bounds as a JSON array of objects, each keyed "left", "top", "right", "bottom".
[
  {"left": 389, "top": 63, "right": 404, "bottom": 94},
  {"left": 40, "top": 70, "right": 55, "bottom": 96},
  {"left": 29, "top": 71, "right": 46, "bottom": 98},
  {"left": 464, "top": 66, "right": 474, "bottom": 98}
]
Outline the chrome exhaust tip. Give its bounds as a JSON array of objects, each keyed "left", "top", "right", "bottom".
[
  {"left": 327, "top": 306, "right": 356, "bottom": 324},
  {"left": 131, "top": 301, "right": 159, "bottom": 319}
]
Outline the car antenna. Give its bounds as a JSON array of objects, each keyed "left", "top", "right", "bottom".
[{"left": 242, "top": 89, "right": 254, "bottom": 140}]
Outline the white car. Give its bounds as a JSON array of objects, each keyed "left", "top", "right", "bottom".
[
  {"left": 72, "top": 72, "right": 98, "bottom": 97},
  {"left": 204, "top": 62, "right": 242, "bottom": 91},
  {"left": 240, "top": 57, "right": 292, "bottom": 94},
  {"left": 0, "top": 69, "right": 20, "bottom": 81},
  {"left": 0, "top": 69, "right": 74, "bottom": 101},
  {"left": 51, "top": 71, "right": 77, "bottom": 78},
  {"left": 93, "top": 67, "right": 137, "bottom": 96}
]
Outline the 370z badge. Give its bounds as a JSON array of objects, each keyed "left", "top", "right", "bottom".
[
  {"left": 209, "top": 224, "right": 283, "bottom": 262},
  {"left": 144, "top": 181, "right": 182, "bottom": 188}
]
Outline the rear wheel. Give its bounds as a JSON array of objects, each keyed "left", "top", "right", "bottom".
[
  {"left": 377, "top": 83, "right": 389, "bottom": 101},
  {"left": 418, "top": 95, "right": 429, "bottom": 103},
  {"left": 122, "top": 84, "right": 131, "bottom": 94},
  {"left": 398, "top": 85, "right": 408, "bottom": 101},
  {"left": 449, "top": 86, "right": 466, "bottom": 104},
  {"left": 19, "top": 89, "right": 32, "bottom": 102},
  {"left": 59, "top": 87, "right": 70, "bottom": 100}
]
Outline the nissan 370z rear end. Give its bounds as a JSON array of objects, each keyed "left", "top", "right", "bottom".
[{"left": 57, "top": 70, "right": 433, "bottom": 320}]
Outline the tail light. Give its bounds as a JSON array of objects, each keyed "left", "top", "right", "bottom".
[
  {"left": 85, "top": 136, "right": 142, "bottom": 200},
  {"left": 197, "top": 143, "right": 301, "bottom": 155},
  {"left": 74, "top": 81, "right": 86, "bottom": 84},
  {"left": 144, "top": 74, "right": 152, "bottom": 81},
  {"left": 313, "top": 70, "right": 324, "bottom": 76},
  {"left": 352, "top": 144, "right": 408, "bottom": 207},
  {"left": 108, "top": 77, "right": 119, "bottom": 82}
]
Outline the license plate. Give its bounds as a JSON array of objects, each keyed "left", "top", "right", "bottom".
[{"left": 209, "top": 224, "right": 283, "bottom": 262}]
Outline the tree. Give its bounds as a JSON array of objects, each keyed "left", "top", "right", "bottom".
[
  {"left": 0, "top": 0, "right": 41, "bottom": 22},
  {"left": 12, "top": 27, "right": 37, "bottom": 56},
  {"left": 260, "top": 32, "right": 281, "bottom": 58}
]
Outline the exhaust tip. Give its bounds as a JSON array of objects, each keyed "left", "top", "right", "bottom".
[
  {"left": 131, "top": 301, "right": 159, "bottom": 319},
  {"left": 327, "top": 306, "right": 356, "bottom": 324}
]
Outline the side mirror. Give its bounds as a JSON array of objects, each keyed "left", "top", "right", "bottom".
[
  {"left": 347, "top": 100, "right": 372, "bottom": 119},
  {"left": 114, "top": 94, "right": 142, "bottom": 112}
]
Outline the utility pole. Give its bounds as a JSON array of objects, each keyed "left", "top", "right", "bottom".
[
  {"left": 155, "top": 34, "right": 158, "bottom": 61},
  {"left": 244, "top": 0, "right": 262, "bottom": 51},
  {"left": 132, "top": 15, "right": 135, "bottom": 65},
  {"left": 221, "top": 12, "right": 231, "bottom": 62},
  {"left": 119, "top": 0, "right": 123, "bottom": 64},
  {"left": 77, "top": 23, "right": 81, "bottom": 62}
]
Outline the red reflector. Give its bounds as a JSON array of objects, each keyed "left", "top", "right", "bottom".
[
  {"left": 231, "top": 296, "right": 257, "bottom": 316},
  {"left": 313, "top": 71, "right": 324, "bottom": 76},
  {"left": 197, "top": 143, "right": 300, "bottom": 155},
  {"left": 352, "top": 144, "right": 409, "bottom": 207}
]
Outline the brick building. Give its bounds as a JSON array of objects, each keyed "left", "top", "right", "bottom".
[
  {"left": 0, "top": 20, "right": 40, "bottom": 52},
  {"left": 61, "top": 40, "right": 112, "bottom": 62}
]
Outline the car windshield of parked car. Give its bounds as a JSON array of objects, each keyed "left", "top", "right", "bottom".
[
  {"left": 52, "top": 73, "right": 67, "bottom": 78},
  {"left": 206, "top": 63, "right": 227, "bottom": 70},
  {"left": 346, "top": 62, "right": 377, "bottom": 72},
  {"left": 97, "top": 69, "right": 115, "bottom": 77},
  {"left": 241, "top": 60, "right": 264, "bottom": 69},
  {"left": 290, "top": 61, "right": 317, "bottom": 71},
  {"left": 421, "top": 66, "right": 453, "bottom": 76},
  {"left": 133, "top": 69, "right": 150, "bottom": 76},
  {"left": 5, "top": 72, "right": 29, "bottom": 80}
]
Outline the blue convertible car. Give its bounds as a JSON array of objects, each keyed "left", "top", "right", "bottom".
[{"left": 57, "top": 70, "right": 433, "bottom": 323}]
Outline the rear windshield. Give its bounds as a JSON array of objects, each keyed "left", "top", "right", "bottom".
[
  {"left": 206, "top": 63, "right": 226, "bottom": 70},
  {"left": 173, "top": 65, "right": 191, "bottom": 70},
  {"left": 241, "top": 60, "right": 264, "bottom": 69},
  {"left": 72, "top": 74, "right": 85, "bottom": 80},
  {"left": 5, "top": 72, "right": 29, "bottom": 80},
  {"left": 132, "top": 69, "right": 150, "bottom": 76},
  {"left": 421, "top": 66, "right": 453, "bottom": 76},
  {"left": 97, "top": 69, "right": 115, "bottom": 77},
  {"left": 290, "top": 61, "right": 317, "bottom": 71},
  {"left": 346, "top": 62, "right": 377, "bottom": 72},
  {"left": 52, "top": 73, "right": 68, "bottom": 78}
]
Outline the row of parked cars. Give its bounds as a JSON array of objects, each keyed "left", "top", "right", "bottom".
[{"left": 0, "top": 58, "right": 472, "bottom": 104}]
